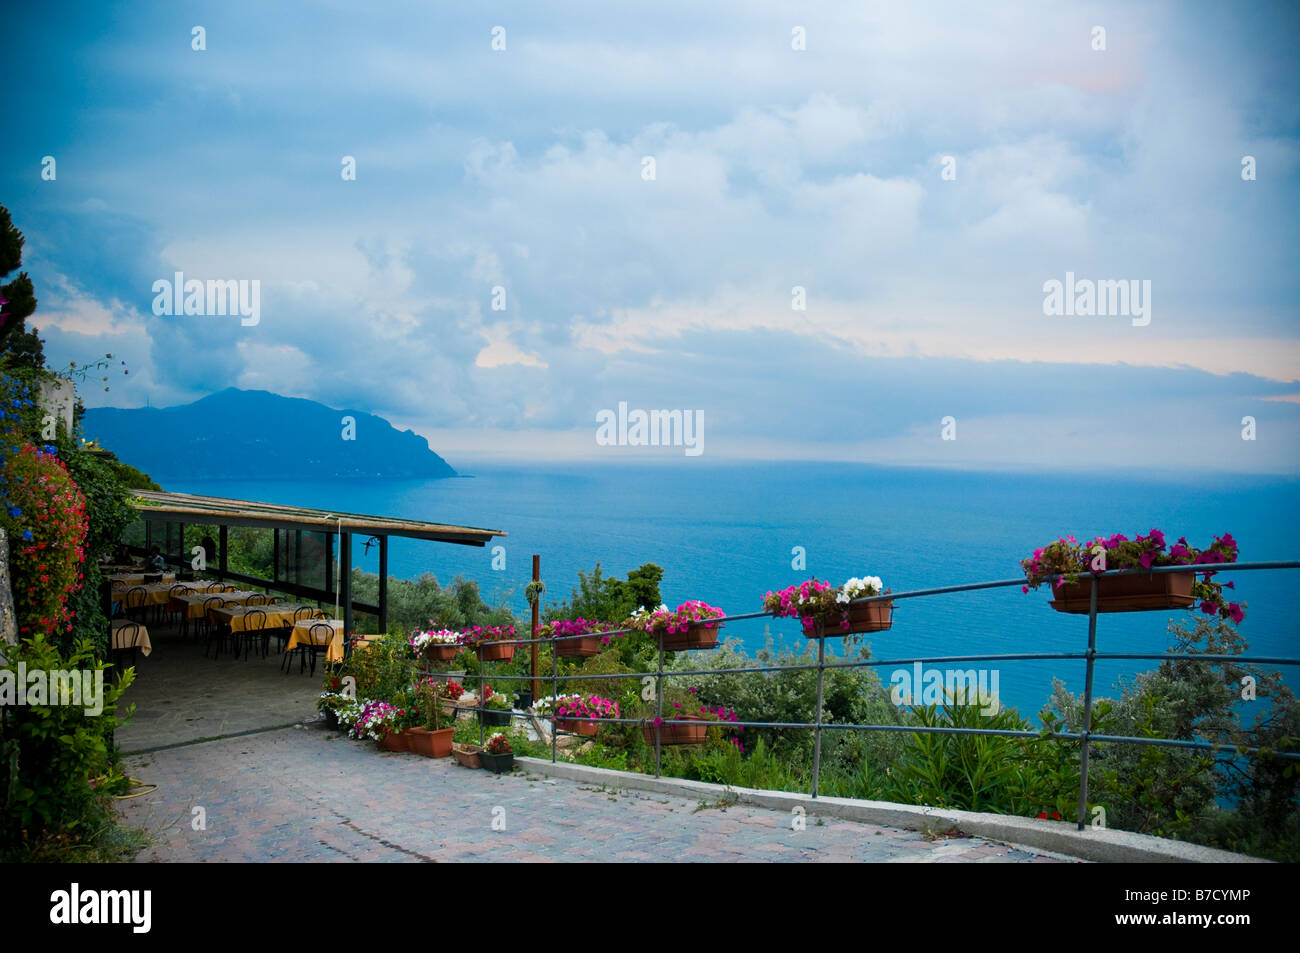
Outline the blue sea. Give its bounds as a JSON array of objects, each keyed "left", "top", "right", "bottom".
[{"left": 171, "top": 462, "right": 1300, "bottom": 723}]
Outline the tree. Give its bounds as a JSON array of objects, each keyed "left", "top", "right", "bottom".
[{"left": 0, "top": 204, "right": 42, "bottom": 367}]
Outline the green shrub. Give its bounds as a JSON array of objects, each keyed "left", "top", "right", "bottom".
[{"left": 0, "top": 635, "right": 135, "bottom": 860}]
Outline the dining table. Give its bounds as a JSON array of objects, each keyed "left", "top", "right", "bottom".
[
  {"left": 211, "top": 603, "right": 325, "bottom": 634},
  {"left": 110, "top": 618, "right": 152, "bottom": 655},
  {"left": 109, "top": 571, "right": 176, "bottom": 587},
  {"left": 170, "top": 590, "right": 277, "bottom": 620}
]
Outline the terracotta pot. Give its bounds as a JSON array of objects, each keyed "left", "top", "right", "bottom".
[
  {"left": 425, "top": 644, "right": 460, "bottom": 661},
  {"left": 1050, "top": 572, "right": 1195, "bottom": 614},
  {"left": 376, "top": 730, "right": 408, "bottom": 752},
  {"left": 476, "top": 642, "right": 516, "bottom": 662},
  {"left": 407, "top": 726, "right": 454, "bottom": 758},
  {"left": 641, "top": 715, "right": 708, "bottom": 746},
  {"left": 557, "top": 718, "right": 599, "bottom": 736},
  {"left": 452, "top": 744, "right": 483, "bottom": 769},
  {"left": 555, "top": 633, "right": 603, "bottom": 657},
  {"left": 808, "top": 600, "right": 893, "bottom": 636},
  {"left": 659, "top": 622, "right": 723, "bottom": 651}
]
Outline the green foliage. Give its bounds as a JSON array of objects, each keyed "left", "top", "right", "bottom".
[
  {"left": 351, "top": 571, "right": 518, "bottom": 636},
  {"left": 544, "top": 562, "right": 663, "bottom": 624},
  {"left": 0, "top": 635, "right": 135, "bottom": 860},
  {"left": 333, "top": 631, "right": 415, "bottom": 704}
]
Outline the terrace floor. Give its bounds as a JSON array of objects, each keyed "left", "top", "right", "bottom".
[
  {"left": 118, "top": 725, "right": 1065, "bottom": 863},
  {"left": 114, "top": 622, "right": 324, "bottom": 753}
]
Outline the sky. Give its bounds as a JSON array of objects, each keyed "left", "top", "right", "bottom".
[{"left": 2, "top": 0, "right": 1299, "bottom": 472}]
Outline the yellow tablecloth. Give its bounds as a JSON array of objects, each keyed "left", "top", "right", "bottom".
[
  {"left": 171, "top": 590, "right": 271, "bottom": 620},
  {"left": 118, "top": 580, "right": 225, "bottom": 608},
  {"left": 286, "top": 619, "right": 346, "bottom": 660},
  {"left": 111, "top": 619, "right": 152, "bottom": 656},
  {"left": 110, "top": 572, "right": 176, "bottom": 586},
  {"left": 213, "top": 604, "right": 323, "bottom": 633}
]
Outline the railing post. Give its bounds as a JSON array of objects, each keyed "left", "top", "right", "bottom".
[
  {"left": 812, "top": 619, "right": 826, "bottom": 798},
  {"left": 1076, "top": 575, "right": 1099, "bottom": 831},
  {"left": 550, "top": 633, "right": 558, "bottom": 764},
  {"left": 654, "top": 634, "right": 664, "bottom": 779}
]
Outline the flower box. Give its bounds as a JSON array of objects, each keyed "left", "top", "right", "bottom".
[
  {"left": 642, "top": 715, "right": 708, "bottom": 746},
  {"left": 1049, "top": 572, "right": 1195, "bottom": 614},
  {"left": 407, "top": 726, "right": 454, "bottom": 758},
  {"left": 452, "top": 743, "right": 483, "bottom": 769},
  {"left": 557, "top": 718, "right": 599, "bottom": 737},
  {"left": 815, "top": 600, "right": 892, "bottom": 635},
  {"left": 476, "top": 642, "right": 515, "bottom": 662},
  {"left": 556, "top": 633, "right": 604, "bottom": 657},
  {"left": 425, "top": 644, "right": 460, "bottom": 661},
  {"left": 658, "top": 622, "right": 723, "bottom": 651},
  {"left": 480, "top": 751, "right": 514, "bottom": 774},
  {"left": 377, "top": 730, "right": 408, "bottom": 753}
]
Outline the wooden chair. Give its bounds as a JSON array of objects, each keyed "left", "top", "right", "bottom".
[
  {"left": 202, "top": 597, "right": 230, "bottom": 658},
  {"left": 110, "top": 622, "right": 144, "bottom": 683},
  {"left": 123, "top": 586, "right": 148, "bottom": 623},
  {"left": 239, "top": 609, "right": 269, "bottom": 660},
  {"left": 169, "top": 584, "right": 194, "bottom": 635},
  {"left": 287, "top": 621, "right": 333, "bottom": 676}
]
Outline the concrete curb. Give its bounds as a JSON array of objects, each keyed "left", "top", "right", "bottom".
[{"left": 515, "top": 757, "right": 1269, "bottom": 863}]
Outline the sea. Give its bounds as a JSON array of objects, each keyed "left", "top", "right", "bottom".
[{"left": 170, "top": 462, "right": 1300, "bottom": 724}]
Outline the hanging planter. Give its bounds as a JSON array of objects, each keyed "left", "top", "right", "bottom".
[
  {"left": 642, "top": 715, "right": 708, "bottom": 746},
  {"left": 626, "top": 601, "right": 726, "bottom": 651},
  {"left": 659, "top": 622, "right": 723, "bottom": 651},
  {"left": 542, "top": 618, "right": 619, "bottom": 657},
  {"left": 465, "top": 625, "right": 519, "bottom": 662},
  {"left": 557, "top": 718, "right": 599, "bottom": 736},
  {"left": 1049, "top": 571, "right": 1195, "bottom": 613},
  {"left": 765, "top": 576, "right": 892, "bottom": 637},
  {"left": 556, "top": 633, "right": 603, "bottom": 657},
  {"left": 1023, "top": 531, "right": 1244, "bottom": 621}
]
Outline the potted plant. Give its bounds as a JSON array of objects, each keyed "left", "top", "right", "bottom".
[
  {"left": 764, "top": 576, "right": 892, "bottom": 636},
  {"left": 641, "top": 687, "right": 739, "bottom": 746},
  {"left": 317, "top": 689, "right": 353, "bottom": 730},
  {"left": 536, "top": 693, "right": 621, "bottom": 736},
  {"left": 1021, "top": 530, "right": 1244, "bottom": 620},
  {"left": 627, "top": 601, "right": 725, "bottom": 651},
  {"left": 541, "top": 617, "right": 620, "bottom": 658},
  {"left": 350, "top": 700, "right": 406, "bottom": 752},
  {"left": 479, "top": 685, "right": 514, "bottom": 727},
  {"left": 407, "top": 678, "right": 455, "bottom": 758},
  {"left": 410, "top": 627, "right": 465, "bottom": 662},
  {"left": 452, "top": 742, "right": 484, "bottom": 769},
  {"left": 480, "top": 732, "right": 515, "bottom": 773},
  {"left": 465, "top": 624, "right": 518, "bottom": 662}
]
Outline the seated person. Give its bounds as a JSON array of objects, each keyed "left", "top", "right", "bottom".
[{"left": 147, "top": 546, "right": 166, "bottom": 572}]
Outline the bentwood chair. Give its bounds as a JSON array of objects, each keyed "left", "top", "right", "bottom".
[
  {"left": 123, "top": 586, "right": 148, "bottom": 624},
  {"left": 202, "top": 597, "right": 229, "bottom": 658},
  {"left": 286, "top": 621, "right": 333, "bottom": 677},
  {"left": 239, "top": 608, "right": 269, "bottom": 660},
  {"left": 169, "top": 584, "right": 194, "bottom": 635},
  {"left": 110, "top": 622, "right": 143, "bottom": 684}
]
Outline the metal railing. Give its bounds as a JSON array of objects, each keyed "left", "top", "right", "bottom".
[{"left": 379, "top": 560, "right": 1300, "bottom": 832}]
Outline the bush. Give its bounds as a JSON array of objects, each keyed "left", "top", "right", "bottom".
[
  {"left": 0, "top": 444, "right": 88, "bottom": 640},
  {"left": 0, "top": 635, "right": 135, "bottom": 860}
]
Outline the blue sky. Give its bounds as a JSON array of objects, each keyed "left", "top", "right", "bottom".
[{"left": 3, "top": 0, "right": 1299, "bottom": 471}]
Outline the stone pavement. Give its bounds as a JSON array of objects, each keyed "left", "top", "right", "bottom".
[
  {"left": 116, "top": 626, "right": 323, "bottom": 753},
  {"left": 119, "top": 726, "right": 1065, "bottom": 862}
]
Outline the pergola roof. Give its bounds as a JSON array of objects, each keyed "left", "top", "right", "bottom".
[{"left": 131, "top": 490, "right": 506, "bottom": 547}]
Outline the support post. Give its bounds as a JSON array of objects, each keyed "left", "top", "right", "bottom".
[
  {"left": 340, "top": 532, "right": 353, "bottom": 640},
  {"left": 218, "top": 525, "right": 228, "bottom": 581},
  {"left": 812, "top": 620, "right": 826, "bottom": 798},
  {"left": 530, "top": 554, "right": 540, "bottom": 701},
  {"left": 379, "top": 530, "right": 387, "bottom": 634},
  {"left": 1076, "top": 575, "right": 1099, "bottom": 831}
]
